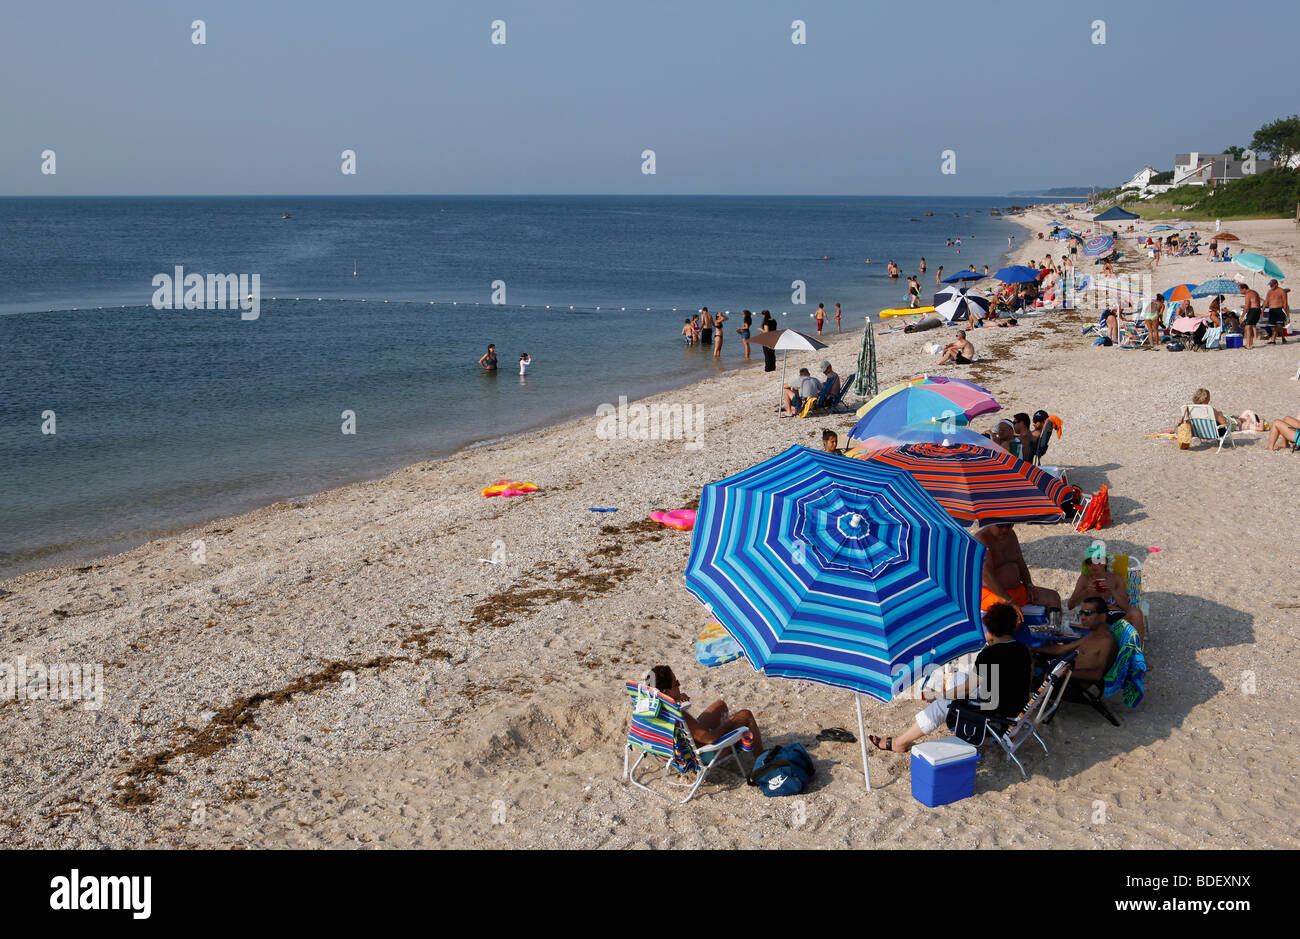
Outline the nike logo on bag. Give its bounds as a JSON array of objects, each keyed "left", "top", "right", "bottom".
[{"left": 767, "top": 774, "right": 788, "bottom": 789}]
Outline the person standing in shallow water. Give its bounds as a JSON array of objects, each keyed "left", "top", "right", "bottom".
[
  {"left": 478, "top": 344, "right": 498, "bottom": 371},
  {"left": 760, "top": 310, "right": 777, "bottom": 373}
]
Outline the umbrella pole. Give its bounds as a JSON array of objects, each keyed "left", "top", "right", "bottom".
[
  {"left": 855, "top": 693, "right": 871, "bottom": 792},
  {"left": 779, "top": 350, "right": 788, "bottom": 413}
]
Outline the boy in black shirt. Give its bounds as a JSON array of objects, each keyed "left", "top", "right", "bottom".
[{"left": 869, "top": 602, "right": 1032, "bottom": 753}]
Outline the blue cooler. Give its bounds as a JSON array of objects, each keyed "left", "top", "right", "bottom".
[
  {"left": 1020, "top": 604, "right": 1048, "bottom": 626},
  {"left": 911, "top": 739, "right": 980, "bottom": 807},
  {"left": 1224, "top": 334, "right": 1243, "bottom": 349}
]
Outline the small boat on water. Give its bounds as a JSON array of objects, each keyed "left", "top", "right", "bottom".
[
  {"left": 923, "top": 211, "right": 934, "bottom": 216},
  {"left": 282, "top": 213, "right": 291, "bottom": 219}
]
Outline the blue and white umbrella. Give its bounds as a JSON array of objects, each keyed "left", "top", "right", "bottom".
[
  {"left": 1191, "top": 278, "right": 1241, "bottom": 298},
  {"left": 934, "top": 288, "right": 990, "bottom": 324},
  {"left": 684, "top": 446, "right": 987, "bottom": 789}
]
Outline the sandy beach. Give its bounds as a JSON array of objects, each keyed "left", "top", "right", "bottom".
[{"left": 3, "top": 209, "right": 1298, "bottom": 849}]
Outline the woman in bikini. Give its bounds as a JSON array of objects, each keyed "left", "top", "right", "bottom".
[{"left": 645, "top": 665, "right": 763, "bottom": 754}]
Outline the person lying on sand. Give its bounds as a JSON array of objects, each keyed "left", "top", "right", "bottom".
[
  {"left": 648, "top": 665, "right": 763, "bottom": 754},
  {"left": 975, "top": 522, "right": 1062, "bottom": 623},
  {"left": 1036, "top": 597, "right": 1119, "bottom": 682},
  {"left": 868, "top": 602, "right": 1031, "bottom": 753},
  {"left": 1067, "top": 544, "right": 1145, "bottom": 643},
  {"left": 1266, "top": 416, "right": 1299, "bottom": 451},
  {"left": 935, "top": 331, "right": 974, "bottom": 366}
]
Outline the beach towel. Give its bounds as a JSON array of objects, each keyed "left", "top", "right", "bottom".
[
  {"left": 1076, "top": 484, "right": 1111, "bottom": 531},
  {"left": 1103, "top": 619, "right": 1146, "bottom": 708}
]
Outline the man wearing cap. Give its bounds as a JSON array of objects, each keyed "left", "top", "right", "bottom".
[
  {"left": 1067, "top": 545, "right": 1144, "bottom": 642},
  {"left": 818, "top": 360, "right": 840, "bottom": 401},
  {"left": 975, "top": 522, "right": 1061, "bottom": 623},
  {"left": 1264, "top": 279, "right": 1289, "bottom": 344}
]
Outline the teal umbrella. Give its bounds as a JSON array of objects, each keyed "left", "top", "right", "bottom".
[{"left": 1233, "top": 253, "right": 1285, "bottom": 280}]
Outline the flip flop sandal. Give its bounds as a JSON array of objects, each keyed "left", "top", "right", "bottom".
[
  {"left": 815, "top": 727, "right": 857, "bottom": 743},
  {"left": 868, "top": 734, "right": 894, "bottom": 752}
]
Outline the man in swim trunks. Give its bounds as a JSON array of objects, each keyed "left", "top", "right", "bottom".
[
  {"left": 1066, "top": 543, "right": 1144, "bottom": 642},
  {"left": 974, "top": 522, "right": 1061, "bottom": 622},
  {"left": 1239, "top": 283, "right": 1262, "bottom": 349},
  {"left": 1264, "top": 279, "right": 1289, "bottom": 344},
  {"left": 699, "top": 307, "right": 714, "bottom": 347},
  {"left": 935, "top": 330, "right": 974, "bottom": 366},
  {"left": 1036, "top": 597, "right": 1119, "bottom": 682}
]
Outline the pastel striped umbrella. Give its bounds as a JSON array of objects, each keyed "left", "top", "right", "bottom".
[
  {"left": 1083, "top": 235, "right": 1114, "bottom": 256},
  {"left": 854, "top": 380, "right": 999, "bottom": 421},
  {"left": 857, "top": 442, "right": 1067, "bottom": 526},
  {"left": 684, "top": 445, "right": 987, "bottom": 789}
]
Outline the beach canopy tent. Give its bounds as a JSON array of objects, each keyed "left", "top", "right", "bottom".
[
  {"left": 1191, "top": 278, "right": 1241, "bottom": 297},
  {"left": 1233, "top": 252, "right": 1285, "bottom": 280},
  {"left": 1093, "top": 206, "right": 1140, "bottom": 222},
  {"left": 934, "top": 289, "right": 990, "bottom": 324},
  {"left": 683, "top": 445, "right": 988, "bottom": 790},
  {"left": 941, "top": 271, "right": 986, "bottom": 284},
  {"left": 749, "top": 328, "right": 828, "bottom": 410},
  {"left": 852, "top": 442, "right": 1068, "bottom": 527},
  {"left": 994, "top": 265, "right": 1041, "bottom": 284},
  {"left": 1083, "top": 235, "right": 1114, "bottom": 257}
]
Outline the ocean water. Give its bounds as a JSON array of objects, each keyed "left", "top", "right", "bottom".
[{"left": 0, "top": 195, "right": 1055, "bottom": 577}]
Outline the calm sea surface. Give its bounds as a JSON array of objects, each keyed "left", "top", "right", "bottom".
[{"left": 0, "top": 195, "right": 1057, "bottom": 576}]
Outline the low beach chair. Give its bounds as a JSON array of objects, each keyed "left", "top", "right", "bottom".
[
  {"left": 947, "top": 651, "right": 1077, "bottom": 780},
  {"left": 803, "top": 373, "right": 856, "bottom": 417},
  {"left": 1051, "top": 619, "right": 1146, "bottom": 727},
  {"left": 1183, "top": 404, "right": 1236, "bottom": 452},
  {"left": 622, "top": 681, "right": 751, "bottom": 803},
  {"left": 798, "top": 379, "right": 836, "bottom": 419}
]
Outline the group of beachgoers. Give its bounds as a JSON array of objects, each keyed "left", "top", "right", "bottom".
[
  {"left": 681, "top": 304, "right": 845, "bottom": 362},
  {"left": 1098, "top": 279, "right": 1290, "bottom": 351}
]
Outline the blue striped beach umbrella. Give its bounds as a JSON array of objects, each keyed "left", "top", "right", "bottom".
[
  {"left": 684, "top": 446, "right": 987, "bottom": 789},
  {"left": 1191, "top": 278, "right": 1241, "bottom": 298}
]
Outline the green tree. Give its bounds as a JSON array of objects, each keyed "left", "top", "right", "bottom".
[
  {"left": 1249, "top": 116, "right": 1300, "bottom": 168},
  {"left": 1223, "top": 145, "right": 1245, "bottom": 160}
]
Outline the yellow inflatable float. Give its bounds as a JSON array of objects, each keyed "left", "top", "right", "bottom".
[{"left": 879, "top": 306, "right": 936, "bottom": 318}]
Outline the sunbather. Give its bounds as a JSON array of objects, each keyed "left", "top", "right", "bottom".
[
  {"left": 935, "top": 331, "right": 975, "bottom": 365},
  {"left": 647, "top": 665, "right": 763, "bottom": 754},
  {"left": 1067, "top": 544, "right": 1145, "bottom": 643},
  {"left": 867, "top": 602, "right": 1032, "bottom": 753},
  {"left": 1266, "top": 416, "right": 1299, "bottom": 450},
  {"left": 1036, "top": 597, "right": 1119, "bottom": 682},
  {"left": 975, "top": 522, "right": 1062, "bottom": 620}
]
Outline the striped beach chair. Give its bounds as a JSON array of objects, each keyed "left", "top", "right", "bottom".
[
  {"left": 622, "top": 681, "right": 752, "bottom": 803},
  {"left": 1182, "top": 404, "right": 1235, "bottom": 452}
]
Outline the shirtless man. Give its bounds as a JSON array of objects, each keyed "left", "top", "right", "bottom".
[
  {"left": 1145, "top": 295, "right": 1165, "bottom": 349},
  {"left": 935, "top": 330, "right": 975, "bottom": 366},
  {"left": 1264, "top": 279, "right": 1289, "bottom": 344},
  {"left": 1037, "top": 598, "right": 1118, "bottom": 682},
  {"left": 975, "top": 522, "right": 1062, "bottom": 623},
  {"left": 699, "top": 307, "right": 715, "bottom": 347},
  {"left": 1012, "top": 412, "right": 1034, "bottom": 459},
  {"left": 1067, "top": 544, "right": 1144, "bottom": 642},
  {"left": 984, "top": 418, "right": 1016, "bottom": 454},
  {"left": 1239, "top": 283, "right": 1262, "bottom": 349}
]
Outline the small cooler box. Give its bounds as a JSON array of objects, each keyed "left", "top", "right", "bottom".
[
  {"left": 1224, "top": 334, "right": 1243, "bottom": 349},
  {"left": 911, "top": 739, "right": 980, "bottom": 807}
]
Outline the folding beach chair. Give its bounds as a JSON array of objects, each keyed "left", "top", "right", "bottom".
[
  {"left": 1182, "top": 404, "right": 1235, "bottom": 452},
  {"left": 621, "top": 681, "right": 751, "bottom": 803},
  {"left": 947, "top": 651, "right": 1077, "bottom": 780},
  {"left": 1050, "top": 619, "right": 1146, "bottom": 727},
  {"left": 798, "top": 378, "right": 837, "bottom": 419}
]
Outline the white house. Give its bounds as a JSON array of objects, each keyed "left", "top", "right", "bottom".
[
  {"left": 1120, "top": 165, "right": 1172, "bottom": 198},
  {"left": 1173, "top": 151, "right": 1274, "bottom": 186}
]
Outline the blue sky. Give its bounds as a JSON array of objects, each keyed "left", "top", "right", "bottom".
[{"left": 2, "top": 0, "right": 1296, "bottom": 196}]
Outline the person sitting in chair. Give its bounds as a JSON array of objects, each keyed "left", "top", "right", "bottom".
[
  {"left": 975, "top": 522, "right": 1062, "bottom": 622},
  {"left": 1067, "top": 544, "right": 1145, "bottom": 642},
  {"left": 1036, "top": 597, "right": 1119, "bottom": 682},
  {"left": 867, "top": 602, "right": 1032, "bottom": 753},
  {"left": 1266, "top": 415, "right": 1300, "bottom": 451},
  {"left": 647, "top": 665, "right": 763, "bottom": 754}
]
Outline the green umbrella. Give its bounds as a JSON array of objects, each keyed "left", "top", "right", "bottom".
[{"left": 1233, "top": 253, "right": 1285, "bottom": 280}]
